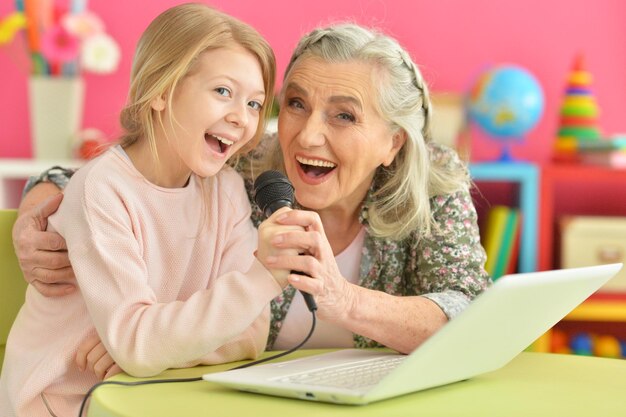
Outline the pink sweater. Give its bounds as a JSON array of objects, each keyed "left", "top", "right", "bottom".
[{"left": 0, "top": 147, "right": 282, "bottom": 417}]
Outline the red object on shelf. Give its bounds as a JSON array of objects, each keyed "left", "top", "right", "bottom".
[
  {"left": 587, "top": 292, "right": 626, "bottom": 302},
  {"left": 77, "top": 139, "right": 105, "bottom": 160}
]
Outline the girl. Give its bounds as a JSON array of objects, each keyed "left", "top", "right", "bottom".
[{"left": 0, "top": 4, "right": 294, "bottom": 416}]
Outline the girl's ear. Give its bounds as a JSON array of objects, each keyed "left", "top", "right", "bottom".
[
  {"left": 151, "top": 95, "right": 166, "bottom": 112},
  {"left": 382, "top": 129, "right": 408, "bottom": 167}
]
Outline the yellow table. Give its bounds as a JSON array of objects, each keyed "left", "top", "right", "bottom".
[{"left": 88, "top": 350, "right": 626, "bottom": 417}]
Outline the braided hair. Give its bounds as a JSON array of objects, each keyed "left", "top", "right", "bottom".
[{"left": 259, "top": 23, "right": 469, "bottom": 239}]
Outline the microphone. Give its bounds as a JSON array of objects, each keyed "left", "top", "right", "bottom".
[{"left": 254, "top": 170, "right": 318, "bottom": 312}]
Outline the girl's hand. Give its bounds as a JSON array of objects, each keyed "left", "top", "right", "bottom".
[
  {"left": 265, "top": 209, "right": 357, "bottom": 323},
  {"left": 76, "top": 333, "right": 120, "bottom": 380},
  {"left": 256, "top": 207, "right": 303, "bottom": 288}
]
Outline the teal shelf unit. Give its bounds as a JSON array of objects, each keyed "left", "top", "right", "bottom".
[{"left": 469, "top": 162, "right": 539, "bottom": 273}]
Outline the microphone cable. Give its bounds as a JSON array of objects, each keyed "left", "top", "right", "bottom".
[{"left": 77, "top": 310, "right": 316, "bottom": 417}]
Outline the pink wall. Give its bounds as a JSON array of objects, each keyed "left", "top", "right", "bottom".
[{"left": 1, "top": 0, "right": 625, "bottom": 162}]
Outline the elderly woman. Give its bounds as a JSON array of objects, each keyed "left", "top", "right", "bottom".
[{"left": 13, "top": 24, "right": 490, "bottom": 363}]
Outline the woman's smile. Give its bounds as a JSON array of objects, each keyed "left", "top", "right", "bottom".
[{"left": 296, "top": 154, "right": 337, "bottom": 181}]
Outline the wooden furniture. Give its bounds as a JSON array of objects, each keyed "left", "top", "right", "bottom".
[
  {"left": 87, "top": 350, "right": 626, "bottom": 417},
  {"left": 538, "top": 163, "right": 626, "bottom": 271},
  {"left": 0, "top": 209, "right": 27, "bottom": 372},
  {"left": 470, "top": 162, "right": 539, "bottom": 273},
  {"left": 535, "top": 163, "right": 626, "bottom": 353},
  {"left": 0, "top": 158, "right": 81, "bottom": 208},
  {"left": 538, "top": 163, "right": 626, "bottom": 317}
]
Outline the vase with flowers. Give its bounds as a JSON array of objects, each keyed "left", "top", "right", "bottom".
[{"left": 0, "top": 1, "right": 120, "bottom": 159}]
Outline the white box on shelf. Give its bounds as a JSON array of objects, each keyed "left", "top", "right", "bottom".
[{"left": 561, "top": 216, "right": 626, "bottom": 293}]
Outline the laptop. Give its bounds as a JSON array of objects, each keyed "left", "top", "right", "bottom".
[{"left": 203, "top": 263, "right": 622, "bottom": 404}]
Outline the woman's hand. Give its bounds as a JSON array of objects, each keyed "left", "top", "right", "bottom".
[
  {"left": 76, "top": 333, "right": 121, "bottom": 380},
  {"left": 12, "top": 193, "right": 77, "bottom": 296},
  {"left": 265, "top": 210, "right": 447, "bottom": 353},
  {"left": 264, "top": 209, "right": 357, "bottom": 323}
]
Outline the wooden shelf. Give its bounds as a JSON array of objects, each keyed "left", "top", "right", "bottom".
[
  {"left": 0, "top": 158, "right": 82, "bottom": 208},
  {"left": 538, "top": 164, "right": 626, "bottom": 350},
  {"left": 538, "top": 163, "right": 626, "bottom": 271},
  {"left": 565, "top": 300, "right": 626, "bottom": 322},
  {"left": 470, "top": 162, "right": 539, "bottom": 273}
]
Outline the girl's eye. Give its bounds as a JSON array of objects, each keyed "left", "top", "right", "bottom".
[
  {"left": 248, "top": 101, "right": 263, "bottom": 111},
  {"left": 215, "top": 87, "right": 231, "bottom": 97},
  {"left": 337, "top": 112, "right": 355, "bottom": 122}
]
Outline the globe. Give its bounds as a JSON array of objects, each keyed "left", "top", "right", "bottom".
[{"left": 468, "top": 65, "right": 544, "bottom": 161}]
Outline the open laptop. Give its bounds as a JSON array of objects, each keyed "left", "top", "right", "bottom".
[{"left": 203, "top": 263, "right": 622, "bottom": 404}]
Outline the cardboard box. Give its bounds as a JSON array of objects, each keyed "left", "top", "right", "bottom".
[{"left": 561, "top": 216, "right": 626, "bottom": 293}]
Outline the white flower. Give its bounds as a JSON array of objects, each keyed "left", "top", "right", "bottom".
[
  {"left": 62, "top": 12, "right": 105, "bottom": 39},
  {"left": 81, "top": 33, "right": 120, "bottom": 74}
]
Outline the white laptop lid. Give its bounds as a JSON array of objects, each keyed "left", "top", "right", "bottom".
[{"left": 204, "top": 264, "right": 622, "bottom": 404}]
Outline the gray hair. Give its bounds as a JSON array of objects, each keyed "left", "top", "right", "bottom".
[{"left": 259, "top": 23, "right": 469, "bottom": 239}]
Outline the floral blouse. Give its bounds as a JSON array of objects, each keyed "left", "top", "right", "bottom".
[
  {"left": 26, "top": 143, "right": 491, "bottom": 351},
  {"left": 242, "top": 141, "right": 491, "bottom": 350}
]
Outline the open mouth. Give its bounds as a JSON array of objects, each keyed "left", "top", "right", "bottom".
[
  {"left": 296, "top": 156, "right": 336, "bottom": 178},
  {"left": 205, "top": 133, "right": 234, "bottom": 154}
]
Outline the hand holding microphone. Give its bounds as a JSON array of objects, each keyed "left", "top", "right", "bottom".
[{"left": 254, "top": 170, "right": 318, "bottom": 312}]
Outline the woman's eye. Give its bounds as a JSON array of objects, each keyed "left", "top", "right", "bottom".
[
  {"left": 337, "top": 112, "right": 355, "bottom": 122},
  {"left": 287, "top": 98, "right": 304, "bottom": 110},
  {"left": 215, "top": 87, "right": 231, "bottom": 97},
  {"left": 248, "top": 101, "right": 263, "bottom": 111}
]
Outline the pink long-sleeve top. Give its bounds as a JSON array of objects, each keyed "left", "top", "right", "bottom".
[{"left": 0, "top": 147, "right": 282, "bottom": 417}]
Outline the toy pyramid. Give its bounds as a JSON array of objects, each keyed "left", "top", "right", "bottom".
[{"left": 553, "top": 54, "right": 602, "bottom": 161}]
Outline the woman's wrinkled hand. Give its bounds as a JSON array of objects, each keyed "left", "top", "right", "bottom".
[
  {"left": 264, "top": 209, "right": 357, "bottom": 323},
  {"left": 12, "top": 193, "right": 77, "bottom": 296}
]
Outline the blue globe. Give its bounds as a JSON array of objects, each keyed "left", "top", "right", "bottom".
[{"left": 468, "top": 65, "right": 544, "bottom": 139}]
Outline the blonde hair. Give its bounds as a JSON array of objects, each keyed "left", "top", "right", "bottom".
[
  {"left": 253, "top": 23, "right": 468, "bottom": 240},
  {"left": 119, "top": 3, "right": 276, "bottom": 161}
]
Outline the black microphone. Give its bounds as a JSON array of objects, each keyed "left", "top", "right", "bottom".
[{"left": 254, "top": 170, "right": 318, "bottom": 312}]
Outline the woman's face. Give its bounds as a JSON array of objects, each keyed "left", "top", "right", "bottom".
[{"left": 278, "top": 57, "right": 405, "bottom": 213}]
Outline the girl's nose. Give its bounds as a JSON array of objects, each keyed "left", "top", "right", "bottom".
[{"left": 225, "top": 101, "right": 249, "bottom": 128}]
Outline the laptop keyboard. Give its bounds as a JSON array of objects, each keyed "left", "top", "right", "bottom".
[{"left": 274, "top": 355, "right": 406, "bottom": 390}]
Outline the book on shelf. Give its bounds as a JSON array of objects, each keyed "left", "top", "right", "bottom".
[
  {"left": 482, "top": 205, "right": 521, "bottom": 280},
  {"left": 506, "top": 219, "right": 521, "bottom": 275},
  {"left": 567, "top": 135, "right": 626, "bottom": 168},
  {"left": 578, "top": 149, "right": 626, "bottom": 169},
  {"left": 576, "top": 136, "right": 626, "bottom": 152},
  {"left": 482, "top": 206, "right": 507, "bottom": 276}
]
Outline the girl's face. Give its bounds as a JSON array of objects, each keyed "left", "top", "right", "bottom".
[
  {"left": 156, "top": 45, "right": 265, "bottom": 184},
  {"left": 277, "top": 57, "right": 405, "bottom": 214}
]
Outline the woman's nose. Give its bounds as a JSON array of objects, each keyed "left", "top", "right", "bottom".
[
  {"left": 225, "top": 101, "right": 248, "bottom": 128},
  {"left": 297, "top": 112, "right": 326, "bottom": 147}
]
